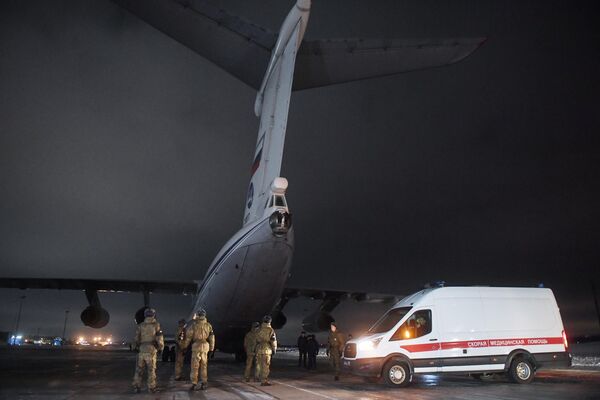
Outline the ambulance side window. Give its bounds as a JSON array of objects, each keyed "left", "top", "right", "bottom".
[{"left": 390, "top": 309, "right": 432, "bottom": 341}]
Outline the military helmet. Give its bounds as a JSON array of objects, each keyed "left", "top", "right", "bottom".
[
  {"left": 263, "top": 315, "right": 272, "bottom": 323},
  {"left": 144, "top": 308, "right": 156, "bottom": 318},
  {"left": 194, "top": 309, "right": 207, "bottom": 319},
  {"left": 252, "top": 321, "right": 260, "bottom": 328},
  {"left": 178, "top": 318, "right": 186, "bottom": 326}
]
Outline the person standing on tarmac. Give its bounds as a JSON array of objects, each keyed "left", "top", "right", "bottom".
[
  {"left": 182, "top": 309, "right": 215, "bottom": 391},
  {"left": 243, "top": 322, "right": 260, "bottom": 382},
  {"left": 132, "top": 308, "right": 164, "bottom": 393},
  {"left": 327, "top": 322, "right": 345, "bottom": 381},
  {"left": 297, "top": 331, "right": 308, "bottom": 368},
  {"left": 174, "top": 318, "right": 187, "bottom": 381},
  {"left": 255, "top": 315, "right": 277, "bottom": 386},
  {"left": 306, "top": 334, "right": 319, "bottom": 370}
]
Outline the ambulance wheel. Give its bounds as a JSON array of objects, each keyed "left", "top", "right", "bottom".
[
  {"left": 509, "top": 357, "right": 534, "bottom": 384},
  {"left": 383, "top": 360, "right": 411, "bottom": 387}
]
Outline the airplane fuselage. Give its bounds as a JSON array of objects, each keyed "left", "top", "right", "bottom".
[
  {"left": 187, "top": 1, "right": 310, "bottom": 354},
  {"left": 192, "top": 207, "right": 293, "bottom": 353}
]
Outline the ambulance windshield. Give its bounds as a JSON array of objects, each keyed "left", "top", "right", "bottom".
[{"left": 367, "top": 307, "right": 412, "bottom": 334}]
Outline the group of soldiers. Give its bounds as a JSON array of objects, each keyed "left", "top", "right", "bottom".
[
  {"left": 242, "top": 316, "right": 278, "bottom": 385},
  {"left": 131, "top": 308, "right": 347, "bottom": 393},
  {"left": 296, "top": 323, "right": 347, "bottom": 376},
  {"left": 132, "top": 307, "right": 215, "bottom": 393}
]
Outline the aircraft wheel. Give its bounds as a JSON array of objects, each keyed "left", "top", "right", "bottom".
[
  {"left": 162, "top": 349, "right": 170, "bottom": 362},
  {"left": 234, "top": 351, "right": 247, "bottom": 363}
]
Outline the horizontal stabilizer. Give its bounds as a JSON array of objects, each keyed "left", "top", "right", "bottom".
[
  {"left": 112, "top": 0, "right": 275, "bottom": 90},
  {"left": 0, "top": 277, "right": 197, "bottom": 295},
  {"left": 113, "top": 0, "right": 485, "bottom": 91},
  {"left": 293, "top": 37, "right": 486, "bottom": 90}
]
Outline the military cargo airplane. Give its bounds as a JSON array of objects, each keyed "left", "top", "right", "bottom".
[{"left": 0, "top": 0, "right": 484, "bottom": 357}]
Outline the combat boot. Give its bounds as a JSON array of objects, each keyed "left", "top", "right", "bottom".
[
  {"left": 200, "top": 383, "right": 207, "bottom": 390},
  {"left": 189, "top": 384, "right": 196, "bottom": 391},
  {"left": 261, "top": 381, "right": 272, "bottom": 386},
  {"left": 133, "top": 387, "right": 140, "bottom": 394},
  {"left": 149, "top": 387, "right": 160, "bottom": 393}
]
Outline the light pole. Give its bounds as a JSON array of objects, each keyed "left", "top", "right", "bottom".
[
  {"left": 593, "top": 282, "right": 600, "bottom": 332},
  {"left": 14, "top": 295, "right": 26, "bottom": 335},
  {"left": 62, "top": 310, "right": 70, "bottom": 341}
]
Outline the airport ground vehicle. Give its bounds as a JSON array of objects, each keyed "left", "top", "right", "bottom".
[{"left": 342, "top": 286, "right": 571, "bottom": 387}]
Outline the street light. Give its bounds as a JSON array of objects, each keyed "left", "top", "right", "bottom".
[
  {"left": 14, "top": 295, "right": 26, "bottom": 335},
  {"left": 62, "top": 310, "right": 70, "bottom": 341}
]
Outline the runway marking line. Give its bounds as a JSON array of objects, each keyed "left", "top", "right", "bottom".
[{"left": 271, "top": 379, "right": 340, "bottom": 400}]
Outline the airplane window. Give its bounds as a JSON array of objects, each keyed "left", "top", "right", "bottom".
[
  {"left": 367, "top": 307, "right": 412, "bottom": 334},
  {"left": 390, "top": 309, "right": 432, "bottom": 341},
  {"left": 268, "top": 196, "right": 274, "bottom": 208},
  {"left": 275, "top": 196, "right": 286, "bottom": 207}
]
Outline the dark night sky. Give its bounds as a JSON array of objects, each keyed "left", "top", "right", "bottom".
[{"left": 1, "top": 0, "right": 599, "bottom": 344}]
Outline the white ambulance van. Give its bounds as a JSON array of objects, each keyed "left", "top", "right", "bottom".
[{"left": 342, "top": 286, "right": 571, "bottom": 387}]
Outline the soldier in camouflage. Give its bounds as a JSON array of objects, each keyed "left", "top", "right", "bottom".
[
  {"left": 327, "top": 322, "right": 345, "bottom": 381},
  {"left": 255, "top": 315, "right": 277, "bottom": 386},
  {"left": 132, "top": 308, "right": 164, "bottom": 393},
  {"left": 243, "top": 322, "right": 260, "bottom": 382},
  {"left": 182, "top": 309, "right": 215, "bottom": 391},
  {"left": 174, "top": 318, "right": 187, "bottom": 381}
]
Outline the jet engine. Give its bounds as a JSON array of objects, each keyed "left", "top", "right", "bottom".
[
  {"left": 302, "top": 311, "right": 334, "bottom": 332},
  {"left": 80, "top": 306, "right": 110, "bottom": 328},
  {"left": 269, "top": 210, "right": 292, "bottom": 235},
  {"left": 271, "top": 310, "right": 287, "bottom": 329}
]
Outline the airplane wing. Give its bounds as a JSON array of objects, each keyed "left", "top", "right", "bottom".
[
  {"left": 0, "top": 277, "right": 198, "bottom": 328},
  {"left": 0, "top": 277, "right": 197, "bottom": 295},
  {"left": 112, "top": 0, "right": 485, "bottom": 91}
]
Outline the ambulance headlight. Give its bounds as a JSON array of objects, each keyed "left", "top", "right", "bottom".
[{"left": 358, "top": 337, "right": 382, "bottom": 353}]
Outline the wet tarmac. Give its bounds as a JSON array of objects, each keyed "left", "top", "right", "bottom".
[{"left": 0, "top": 346, "right": 599, "bottom": 400}]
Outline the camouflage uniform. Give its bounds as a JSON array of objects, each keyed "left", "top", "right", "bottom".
[
  {"left": 174, "top": 320, "right": 186, "bottom": 380},
  {"left": 327, "top": 330, "right": 345, "bottom": 379},
  {"left": 255, "top": 322, "right": 277, "bottom": 385},
  {"left": 183, "top": 315, "right": 215, "bottom": 387},
  {"left": 132, "top": 316, "right": 164, "bottom": 391},
  {"left": 243, "top": 324, "right": 260, "bottom": 381}
]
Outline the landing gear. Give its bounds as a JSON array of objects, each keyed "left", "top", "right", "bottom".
[{"left": 235, "top": 351, "right": 247, "bottom": 362}]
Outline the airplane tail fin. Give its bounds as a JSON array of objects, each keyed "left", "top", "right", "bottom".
[
  {"left": 113, "top": 0, "right": 485, "bottom": 227},
  {"left": 243, "top": 21, "right": 302, "bottom": 226}
]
